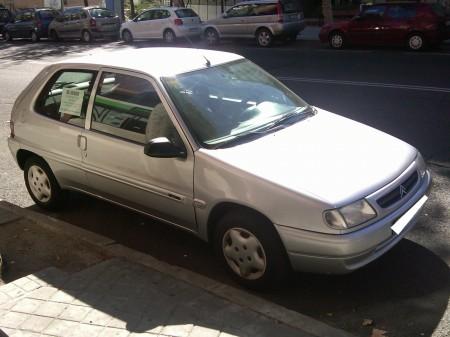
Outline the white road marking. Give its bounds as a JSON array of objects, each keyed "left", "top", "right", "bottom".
[{"left": 277, "top": 76, "right": 450, "bottom": 93}]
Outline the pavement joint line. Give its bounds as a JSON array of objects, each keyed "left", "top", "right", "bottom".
[
  {"left": 277, "top": 76, "right": 450, "bottom": 93},
  {"left": 0, "top": 200, "right": 355, "bottom": 337}
]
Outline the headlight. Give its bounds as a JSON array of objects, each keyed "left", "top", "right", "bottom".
[{"left": 324, "top": 199, "right": 376, "bottom": 229}]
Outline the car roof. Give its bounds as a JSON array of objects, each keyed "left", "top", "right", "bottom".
[{"left": 58, "top": 48, "right": 244, "bottom": 78}]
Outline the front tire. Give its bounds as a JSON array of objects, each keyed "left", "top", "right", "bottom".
[
  {"left": 31, "top": 31, "right": 39, "bottom": 43},
  {"left": 213, "top": 210, "right": 290, "bottom": 289},
  {"left": 163, "top": 29, "right": 176, "bottom": 44},
  {"left": 24, "top": 156, "right": 65, "bottom": 211},
  {"left": 3, "top": 31, "right": 12, "bottom": 41},
  {"left": 256, "top": 28, "right": 273, "bottom": 47}
]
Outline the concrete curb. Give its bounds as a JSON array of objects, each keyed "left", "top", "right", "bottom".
[{"left": 0, "top": 201, "right": 355, "bottom": 337}]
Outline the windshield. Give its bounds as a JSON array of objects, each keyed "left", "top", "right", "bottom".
[{"left": 162, "top": 59, "right": 309, "bottom": 148}]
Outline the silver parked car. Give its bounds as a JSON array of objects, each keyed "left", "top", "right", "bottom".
[
  {"left": 120, "top": 7, "right": 202, "bottom": 43},
  {"left": 48, "top": 7, "right": 121, "bottom": 42},
  {"left": 8, "top": 48, "right": 431, "bottom": 288},
  {"left": 204, "top": 0, "right": 305, "bottom": 47}
]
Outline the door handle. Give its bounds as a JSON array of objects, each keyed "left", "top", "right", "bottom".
[{"left": 77, "top": 135, "right": 87, "bottom": 151}]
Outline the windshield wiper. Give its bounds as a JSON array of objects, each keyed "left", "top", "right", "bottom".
[
  {"left": 265, "top": 106, "right": 316, "bottom": 131},
  {"left": 212, "top": 130, "right": 267, "bottom": 149}
]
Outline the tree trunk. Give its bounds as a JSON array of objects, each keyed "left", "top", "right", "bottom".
[
  {"left": 129, "top": 0, "right": 135, "bottom": 18},
  {"left": 322, "top": 0, "right": 333, "bottom": 24}
]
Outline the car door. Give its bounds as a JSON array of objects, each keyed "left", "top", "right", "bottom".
[
  {"left": 381, "top": 5, "right": 416, "bottom": 45},
  {"left": 219, "top": 5, "right": 252, "bottom": 37},
  {"left": 82, "top": 69, "right": 196, "bottom": 230},
  {"left": 31, "top": 68, "right": 97, "bottom": 189},
  {"left": 131, "top": 10, "right": 154, "bottom": 38},
  {"left": 154, "top": 9, "right": 171, "bottom": 38},
  {"left": 347, "top": 5, "right": 386, "bottom": 45}
]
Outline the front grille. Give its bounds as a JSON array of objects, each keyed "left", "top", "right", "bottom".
[{"left": 377, "top": 171, "right": 419, "bottom": 208}]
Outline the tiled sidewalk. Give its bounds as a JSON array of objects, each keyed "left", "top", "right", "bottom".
[{"left": 0, "top": 259, "right": 313, "bottom": 337}]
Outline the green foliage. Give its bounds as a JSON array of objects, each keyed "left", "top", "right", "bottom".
[{"left": 124, "top": 0, "right": 161, "bottom": 19}]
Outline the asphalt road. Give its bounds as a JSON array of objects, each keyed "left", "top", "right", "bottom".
[{"left": 0, "top": 38, "right": 449, "bottom": 337}]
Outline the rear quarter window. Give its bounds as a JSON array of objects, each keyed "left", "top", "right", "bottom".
[
  {"left": 280, "top": 0, "right": 302, "bottom": 14},
  {"left": 175, "top": 8, "right": 199, "bottom": 18},
  {"left": 35, "top": 70, "right": 96, "bottom": 128},
  {"left": 89, "top": 8, "right": 114, "bottom": 18},
  {"left": 254, "top": 4, "right": 278, "bottom": 16},
  {"left": 38, "top": 10, "right": 58, "bottom": 20}
]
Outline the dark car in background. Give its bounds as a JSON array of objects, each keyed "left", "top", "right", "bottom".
[
  {"left": 319, "top": 2, "right": 450, "bottom": 51},
  {"left": 0, "top": 8, "right": 13, "bottom": 35},
  {"left": 48, "top": 7, "right": 120, "bottom": 42},
  {"left": 3, "top": 8, "right": 59, "bottom": 42}
]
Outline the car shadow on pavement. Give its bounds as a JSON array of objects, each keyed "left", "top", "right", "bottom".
[{"left": 27, "top": 190, "right": 450, "bottom": 337}]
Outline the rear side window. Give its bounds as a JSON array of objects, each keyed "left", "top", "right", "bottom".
[
  {"left": 227, "top": 5, "right": 252, "bottom": 18},
  {"left": 89, "top": 8, "right": 114, "bottom": 18},
  {"left": 91, "top": 72, "right": 177, "bottom": 144},
  {"left": 431, "top": 4, "right": 446, "bottom": 17},
  {"left": 16, "top": 12, "right": 34, "bottom": 22},
  {"left": 253, "top": 4, "right": 278, "bottom": 16},
  {"left": 280, "top": 0, "right": 301, "bottom": 14},
  {"left": 0, "top": 10, "right": 10, "bottom": 21},
  {"left": 38, "top": 10, "right": 57, "bottom": 20},
  {"left": 35, "top": 70, "right": 96, "bottom": 128},
  {"left": 362, "top": 5, "right": 386, "bottom": 18},
  {"left": 175, "top": 9, "right": 199, "bottom": 18},
  {"left": 386, "top": 5, "right": 416, "bottom": 19}
]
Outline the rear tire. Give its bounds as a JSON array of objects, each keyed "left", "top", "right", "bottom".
[
  {"left": 329, "top": 31, "right": 344, "bottom": 49},
  {"left": 163, "top": 29, "right": 176, "bottom": 44},
  {"left": 213, "top": 210, "right": 290, "bottom": 289},
  {"left": 81, "top": 30, "right": 92, "bottom": 43},
  {"left": 256, "top": 28, "right": 273, "bottom": 47},
  {"left": 24, "top": 156, "right": 65, "bottom": 211},
  {"left": 204, "top": 28, "right": 219, "bottom": 45},
  {"left": 122, "top": 29, "right": 133, "bottom": 43},
  {"left": 407, "top": 33, "right": 425, "bottom": 51}
]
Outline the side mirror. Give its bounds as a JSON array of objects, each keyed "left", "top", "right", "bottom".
[{"left": 144, "top": 137, "right": 187, "bottom": 159}]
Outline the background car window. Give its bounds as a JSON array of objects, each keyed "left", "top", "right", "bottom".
[
  {"left": 175, "top": 8, "right": 198, "bottom": 18},
  {"left": 91, "top": 72, "right": 179, "bottom": 145},
  {"left": 136, "top": 10, "right": 152, "bottom": 21},
  {"left": 16, "top": 12, "right": 33, "bottom": 22},
  {"left": 38, "top": 10, "right": 57, "bottom": 20},
  {"left": 386, "top": 5, "right": 416, "bottom": 19},
  {"left": 0, "top": 10, "right": 10, "bottom": 21},
  {"left": 70, "top": 12, "right": 81, "bottom": 20},
  {"left": 88, "top": 8, "right": 114, "bottom": 18},
  {"left": 280, "top": 0, "right": 301, "bottom": 14},
  {"left": 80, "top": 11, "right": 87, "bottom": 19},
  {"left": 362, "top": 5, "right": 386, "bottom": 18},
  {"left": 227, "top": 5, "right": 251, "bottom": 18},
  {"left": 253, "top": 4, "right": 278, "bottom": 16},
  {"left": 35, "top": 71, "right": 96, "bottom": 128},
  {"left": 161, "top": 10, "right": 171, "bottom": 19}
]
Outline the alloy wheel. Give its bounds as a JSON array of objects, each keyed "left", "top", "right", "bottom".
[
  {"left": 408, "top": 35, "right": 423, "bottom": 51},
  {"left": 164, "top": 30, "right": 175, "bottom": 43},
  {"left": 331, "top": 33, "right": 343, "bottom": 49},
  {"left": 257, "top": 29, "right": 272, "bottom": 47},
  {"left": 205, "top": 29, "right": 218, "bottom": 45}
]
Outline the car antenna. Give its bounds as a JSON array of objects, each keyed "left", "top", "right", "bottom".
[{"left": 203, "top": 55, "right": 211, "bottom": 67}]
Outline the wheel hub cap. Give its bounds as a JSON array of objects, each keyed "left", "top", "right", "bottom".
[
  {"left": 410, "top": 36, "right": 422, "bottom": 49},
  {"left": 259, "top": 32, "right": 270, "bottom": 46},
  {"left": 332, "top": 35, "right": 342, "bottom": 47},
  {"left": 28, "top": 165, "right": 51, "bottom": 202},
  {"left": 222, "top": 228, "right": 267, "bottom": 280}
]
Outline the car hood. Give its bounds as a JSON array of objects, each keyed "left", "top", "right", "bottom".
[{"left": 200, "top": 108, "right": 417, "bottom": 206}]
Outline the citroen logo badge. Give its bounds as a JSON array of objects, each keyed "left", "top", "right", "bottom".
[{"left": 399, "top": 184, "right": 407, "bottom": 199}]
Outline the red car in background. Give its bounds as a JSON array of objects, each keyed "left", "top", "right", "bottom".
[{"left": 319, "top": 2, "right": 450, "bottom": 51}]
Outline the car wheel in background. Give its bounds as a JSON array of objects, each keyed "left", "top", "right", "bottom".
[
  {"left": 163, "top": 29, "right": 176, "bottom": 44},
  {"left": 31, "top": 31, "right": 39, "bottom": 43},
  {"left": 256, "top": 28, "right": 273, "bottom": 47},
  {"left": 3, "top": 31, "right": 12, "bottom": 41},
  {"left": 205, "top": 28, "right": 219, "bottom": 45},
  {"left": 329, "top": 31, "right": 345, "bottom": 49},
  {"left": 49, "top": 30, "right": 59, "bottom": 42},
  {"left": 213, "top": 210, "right": 290, "bottom": 289},
  {"left": 122, "top": 29, "right": 133, "bottom": 43},
  {"left": 24, "top": 156, "right": 65, "bottom": 211},
  {"left": 81, "top": 30, "right": 93, "bottom": 43},
  {"left": 407, "top": 33, "right": 425, "bottom": 51}
]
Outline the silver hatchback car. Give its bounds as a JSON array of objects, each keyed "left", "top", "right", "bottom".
[
  {"left": 49, "top": 7, "right": 121, "bottom": 42},
  {"left": 204, "top": 0, "right": 305, "bottom": 47},
  {"left": 8, "top": 48, "right": 431, "bottom": 288}
]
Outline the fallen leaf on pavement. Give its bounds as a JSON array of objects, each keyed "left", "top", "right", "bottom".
[{"left": 371, "top": 328, "right": 387, "bottom": 337}]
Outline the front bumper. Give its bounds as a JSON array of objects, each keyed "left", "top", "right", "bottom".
[{"left": 277, "top": 169, "right": 432, "bottom": 274}]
